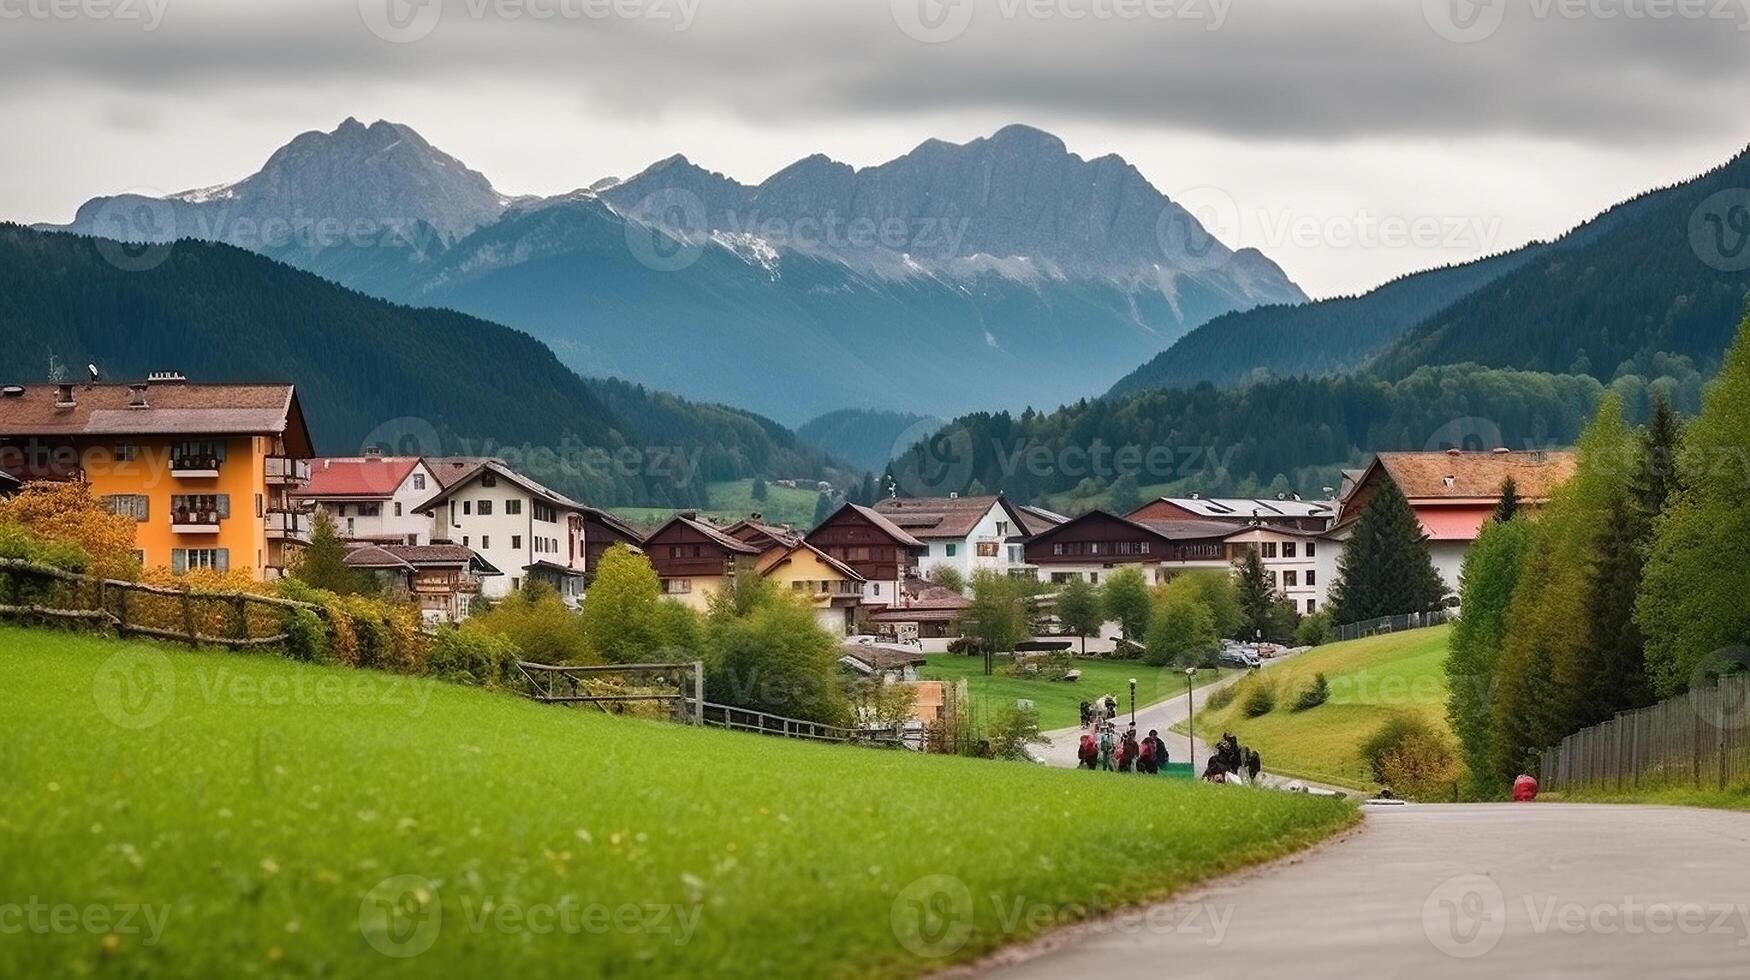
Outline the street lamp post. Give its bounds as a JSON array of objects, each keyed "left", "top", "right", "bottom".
[
  {"left": 1185, "top": 667, "right": 1197, "bottom": 769},
  {"left": 1128, "top": 678, "right": 1137, "bottom": 727}
]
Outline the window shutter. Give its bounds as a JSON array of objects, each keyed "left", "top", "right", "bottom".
[
  {"left": 138, "top": 496, "right": 149, "bottom": 522},
  {"left": 217, "top": 495, "right": 231, "bottom": 518},
  {"left": 217, "top": 550, "right": 230, "bottom": 573},
  {"left": 172, "top": 549, "right": 188, "bottom": 575}
]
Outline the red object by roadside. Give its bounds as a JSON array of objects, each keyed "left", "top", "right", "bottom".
[{"left": 1513, "top": 774, "right": 1539, "bottom": 802}]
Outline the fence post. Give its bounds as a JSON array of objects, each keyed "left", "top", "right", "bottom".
[
  {"left": 234, "top": 596, "right": 249, "bottom": 644},
  {"left": 691, "top": 661, "right": 704, "bottom": 726},
  {"left": 180, "top": 591, "right": 198, "bottom": 647}
]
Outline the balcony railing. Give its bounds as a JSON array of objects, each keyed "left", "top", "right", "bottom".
[
  {"left": 266, "top": 510, "right": 311, "bottom": 542},
  {"left": 170, "top": 511, "right": 223, "bottom": 534},
  {"left": 170, "top": 455, "right": 222, "bottom": 478},
  {"left": 266, "top": 457, "right": 312, "bottom": 486}
]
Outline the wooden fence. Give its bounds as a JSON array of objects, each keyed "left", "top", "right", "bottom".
[
  {"left": 1538, "top": 675, "right": 1750, "bottom": 793},
  {"left": 0, "top": 557, "right": 319, "bottom": 649}
]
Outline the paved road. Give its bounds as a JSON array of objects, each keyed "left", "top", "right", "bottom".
[
  {"left": 985, "top": 804, "right": 1750, "bottom": 979},
  {"left": 1030, "top": 657, "right": 1324, "bottom": 792}
]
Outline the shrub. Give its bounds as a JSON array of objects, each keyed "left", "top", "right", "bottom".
[
  {"left": 0, "top": 482, "right": 137, "bottom": 579},
  {"left": 279, "top": 606, "right": 332, "bottom": 664},
  {"left": 0, "top": 522, "right": 92, "bottom": 607},
  {"left": 471, "top": 582, "right": 591, "bottom": 665},
  {"left": 1205, "top": 680, "right": 1241, "bottom": 712},
  {"left": 1241, "top": 681, "right": 1277, "bottom": 718},
  {"left": 1361, "top": 713, "right": 1460, "bottom": 799},
  {"left": 1295, "top": 611, "right": 1335, "bottom": 648},
  {"left": 427, "top": 626, "right": 523, "bottom": 688},
  {"left": 1292, "top": 673, "right": 1331, "bottom": 712},
  {"left": 985, "top": 704, "right": 1046, "bottom": 761}
]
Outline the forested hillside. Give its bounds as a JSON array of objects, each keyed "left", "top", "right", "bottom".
[
  {"left": 889, "top": 364, "right": 1703, "bottom": 505},
  {"left": 0, "top": 225, "right": 846, "bottom": 506},
  {"left": 1373, "top": 147, "right": 1750, "bottom": 381},
  {"left": 796, "top": 408, "right": 944, "bottom": 473}
]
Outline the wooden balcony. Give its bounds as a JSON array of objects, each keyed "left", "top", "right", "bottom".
[
  {"left": 265, "top": 457, "right": 312, "bottom": 486},
  {"left": 169, "top": 454, "right": 223, "bottom": 479},
  {"left": 171, "top": 511, "right": 223, "bottom": 534},
  {"left": 266, "top": 510, "right": 311, "bottom": 543}
]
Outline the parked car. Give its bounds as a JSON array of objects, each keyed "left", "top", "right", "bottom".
[{"left": 1219, "top": 649, "right": 1262, "bottom": 670}]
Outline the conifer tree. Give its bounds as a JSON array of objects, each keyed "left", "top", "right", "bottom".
[
  {"left": 1492, "top": 476, "right": 1521, "bottom": 523},
  {"left": 1447, "top": 516, "right": 1533, "bottom": 797},
  {"left": 295, "top": 509, "right": 374, "bottom": 595},
  {"left": 1328, "top": 478, "right": 1446, "bottom": 624},
  {"left": 1234, "top": 548, "right": 1276, "bottom": 640}
]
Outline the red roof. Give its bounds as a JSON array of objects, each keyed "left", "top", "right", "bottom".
[{"left": 297, "top": 457, "right": 421, "bottom": 499}]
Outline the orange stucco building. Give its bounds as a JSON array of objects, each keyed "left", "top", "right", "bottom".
[{"left": 0, "top": 375, "right": 316, "bottom": 579}]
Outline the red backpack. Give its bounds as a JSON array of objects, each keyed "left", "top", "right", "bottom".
[
  {"left": 1139, "top": 739, "right": 1156, "bottom": 762},
  {"left": 1079, "top": 734, "right": 1097, "bottom": 760}
]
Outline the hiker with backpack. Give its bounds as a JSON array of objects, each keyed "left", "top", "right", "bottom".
[
  {"left": 1097, "top": 724, "right": 1116, "bottom": 771},
  {"left": 1078, "top": 731, "right": 1099, "bottom": 770},
  {"left": 1143, "top": 730, "right": 1168, "bottom": 774},
  {"left": 1137, "top": 730, "right": 1158, "bottom": 774},
  {"left": 1118, "top": 728, "right": 1140, "bottom": 773}
]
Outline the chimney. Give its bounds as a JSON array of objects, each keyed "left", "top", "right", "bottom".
[
  {"left": 678, "top": 510, "right": 699, "bottom": 520},
  {"left": 364, "top": 446, "right": 384, "bottom": 460},
  {"left": 749, "top": 512, "right": 763, "bottom": 522},
  {"left": 128, "top": 384, "right": 149, "bottom": 409},
  {"left": 54, "top": 384, "right": 75, "bottom": 410},
  {"left": 1492, "top": 447, "right": 1511, "bottom": 455},
  {"left": 949, "top": 492, "right": 959, "bottom": 500},
  {"left": 1445, "top": 448, "right": 1461, "bottom": 457}
]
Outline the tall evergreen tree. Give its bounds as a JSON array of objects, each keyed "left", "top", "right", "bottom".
[
  {"left": 1328, "top": 478, "right": 1446, "bottom": 624},
  {"left": 1447, "top": 517, "right": 1533, "bottom": 797},
  {"left": 1055, "top": 577, "right": 1104, "bottom": 656},
  {"left": 1639, "top": 313, "right": 1750, "bottom": 696},
  {"left": 1492, "top": 476, "right": 1521, "bottom": 523},
  {"left": 1234, "top": 548, "right": 1276, "bottom": 640},
  {"left": 1101, "top": 567, "right": 1153, "bottom": 643},
  {"left": 1632, "top": 391, "right": 1683, "bottom": 520},
  {"left": 295, "top": 510, "right": 374, "bottom": 595}
]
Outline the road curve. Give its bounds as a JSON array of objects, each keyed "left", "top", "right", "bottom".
[{"left": 983, "top": 804, "right": 1750, "bottom": 980}]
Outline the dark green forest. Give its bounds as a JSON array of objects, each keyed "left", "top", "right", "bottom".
[{"left": 0, "top": 225, "right": 847, "bottom": 506}]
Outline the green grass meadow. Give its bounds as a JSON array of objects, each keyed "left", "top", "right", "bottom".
[
  {"left": 612, "top": 479, "right": 823, "bottom": 531},
  {"left": 1188, "top": 626, "right": 1453, "bottom": 790},
  {"left": 0, "top": 624, "right": 1355, "bottom": 979},
  {"left": 921, "top": 656, "right": 1226, "bottom": 730}
]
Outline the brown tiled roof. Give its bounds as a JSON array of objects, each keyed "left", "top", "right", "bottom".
[
  {"left": 723, "top": 518, "right": 804, "bottom": 550},
  {"left": 0, "top": 382, "right": 300, "bottom": 439},
  {"left": 411, "top": 459, "right": 586, "bottom": 514},
  {"left": 1131, "top": 518, "right": 1247, "bottom": 541},
  {"left": 840, "top": 645, "right": 928, "bottom": 670},
  {"left": 1376, "top": 450, "right": 1579, "bottom": 502},
  {"left": 1015, "top": 504, "right": 1068, "bottom": 536},
  {"left": 901, "top": 578, "right": 974, "bottom": 611},
  {"left": 344, "top": 545, "right": 412, "bottom": 570},
  {"left": 656, "top": 515, "right": 764, "bottom": 555},
  {"left": 874, "top": 495, "right": 1023, "bottom": 540},
  {"left": 425, "top": 457, "right": 502, "bottom": 488},
  {"left": 844, "top": 503, "right": 926, "bottom": 548}
]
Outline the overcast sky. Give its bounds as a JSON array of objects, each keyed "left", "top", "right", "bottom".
[{"left": 5, "top": 0, "right": 1749, "bottom": 297}]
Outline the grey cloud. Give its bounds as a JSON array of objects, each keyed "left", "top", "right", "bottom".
[{"left": 0, "top": 0, "right": 1746, "bottom": 143}]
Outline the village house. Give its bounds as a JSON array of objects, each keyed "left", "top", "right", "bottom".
[
  {"left": 804, "top": 503, "right": 926, "bottom": 609},
  {"left": 863, "top": 577, "right": 973, "bottom": 648},
  {"left": 643, "top": 512, "right": 763, "bottom": 611},
  {"left": 343, "top": 543, "right": 502, "bottom": 624},
  {"left": 1332, "top": 449, "right": 1579, "bottom": 595},
  {"left": 1126, "top": 499, "right": 1335, "bottom": 614},
  {"left": 293, "top": 452, "right": 446, "bottom": 545},
  {"left": 1022, "top": 511, "right": 1236, "bottom": 587},
  {"left": 0, "top": 374, "right": 315, "bottom": 579},
  {"left": 724, "top": 517, "right": 866, "bottom": 635},
  {"left": 411, "top": 460, "right": 596, "bottom": 603},
  {"left": 872, "top": 494, "right": 1037, "bottom": 579},
  {"left": 1130, "top": 495, "right": 1335, "bottom": 533}
]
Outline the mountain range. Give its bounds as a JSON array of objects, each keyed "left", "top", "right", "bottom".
[
  {"left": 0, "top": 224, "right": 847, "bottom": 507},
  {"left": 50, "top": 118, "right": 1305, "bottom": 425}
]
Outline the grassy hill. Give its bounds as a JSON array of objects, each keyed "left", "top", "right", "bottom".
[
  {"left": 0, "top": 624, "right": 1354, "bottom": 979},
  {"left": 1188, "top": 626, "right": 1453, "bottom": 791},
  {"left": 611, "top": 478, "right": 825, "bottom": 530}
]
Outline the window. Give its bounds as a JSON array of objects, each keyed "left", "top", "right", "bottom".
[
  {"left": 1088, "top": 543, "right": 1101, "bottom": 556},
  {"left": 170, "top": 494, "right": 230, "bottom": 520},
  {"left": 412, "top": 473, "right": 426, "bottom": 491},
  {"left": 104, "top": 495, "right": 150, "bottom": 521},
  {"left": 478, "top": 500, "right": 494, "bottom": 517},
  {"left": 1266, "top": 570, "right": 1278, "bottom": 588},
  {"left": 1051, "top": 572, "right": 1076, "bottom": 583},
  {"left": 173, "top": 548, "right": 229, "bottom": 573},
  {"left": 482, "top": 536, "right": 491, "bottom": 550},
  {"left": 1139, "top": 541, "right": 1151, "bottom": 555},
  {"left": 1283, "top": 542, "right": 1297, "bottom": 559},
  {"left": 114, "top": 444, "right": 138, "bottom": 463},
  {"left": 255, "top": 494, "right": 264, "bottom": 518},
  {"left": 347, "top": 518, "right": 356, "bottom": 535},
  {"left": 463, "top": 501, "right": 472, "bottom": 516},
  {"left": 462, "top": 536, "right": 470, "bottom": 547},
  {"left": 1306, "top": 543, "right": 1317, "bottom": 558},
  {"left": 996, "top": 521, "right": 1010, "bottom": 536},
  {"left": 1089, "top": 572, "right": 1099, "bottom": 584},
  {"left": 872, "top": 583, "right": 881, "bottom": 596},
  {"left": 945, "top": 543, "right": 958, "bottom": 557},
  {"left": 1306, "top": 599, "right": 1317, "bottom": 614},
  {"left": 1306, "top": 570, "right": 1317, "bottom": 587},
  {"left": 482, "top": 473, "right": 498, "bottom": 488},
  {"left": 170, "top": 440, "right": 227, "bottom": 468},
  {"left": 1053, "top": 543, "right": 1065, "bottom": 556},
  {"left": 506, "top": 500, "right": 523, "bottom": 516},
  {"left": 360, "top": 503, "right": 382, "bottom": 517},
  {"left": 665, "top": 579, "right": 692, "bottom": 594},
  {"left": 510, "top": 577, "right": 520, "bottom": 590},
  {"left": 512, "top": 535, "right": 523, "bottom": 550},
  {"left": 533, "top": 501, "right": 557, "bottom": 523},
  {"left": 977, "top": 542, "right": 998, "bottom": 558},
  {"left": 1284, "top": 570, "right": 1299, "bottom": 588},
  {"left": 1262, "top": 542, "right": 1278, "bottom": 558}
]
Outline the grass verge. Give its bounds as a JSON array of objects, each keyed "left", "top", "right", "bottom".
[{"left": 0, "top": 624, "right": 1355, "bottom": 979}]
